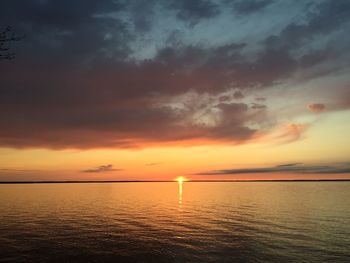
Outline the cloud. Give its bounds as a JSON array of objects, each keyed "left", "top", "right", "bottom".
[
  {"left": 264, "top": 0, "right": 350, "bottom": 50},
  {"left": 276, "top": 163, "right": 303, "bottom": 167},
  {"left": 307, "top": 103, "right": 325, "bottom": 113},
  {"left": 229, "top": 0, "right": 274, "bottom": 15},
  {"left": 261, "top": 123, "right": 308, "bottom": 145},
  {"left": 275, "top": 123, "right": 308, "bottom": 144},
  {"left": 82, "top": 164, "right": 122, "bottom": 173},
  {"left": 168, "top": 0, "right": 221, "bottom": 25},
  {"left": 145, "top": 162, "right": 162, "bottom": 166},
  {"left": 233, "top": 91, "right": 244, "bottom": 99},
  {"left": 0, "top": 42, "right": 279, "bottom": 149},
  {"left": 0, "top": 0, "right": 349, "bottom": 150},
  {"left": 0, "top": 168, "right": 41, "bottom": 172},
  {"left": 251, "top": 103, "right": 267, "bottom": 110},
  {"left": 196, "top": 163, "right": 350, "bottom": 175},
  {"left": 218, "top": 95, "right": 231, "bottom": 102},
  {"left": 255, "top": 97, "right": 266, "bottom": 102}
]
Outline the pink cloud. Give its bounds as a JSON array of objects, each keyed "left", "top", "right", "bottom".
[{"left": 307, "top": 103, "right": 325, "bottom": 113}]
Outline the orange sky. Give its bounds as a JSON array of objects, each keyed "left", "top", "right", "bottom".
[
  {"left": 1, "top": 1, "right": 350, "bottom": 181},
  {"left": 1, "top": 110, "right": 349, "bottom": 181}
]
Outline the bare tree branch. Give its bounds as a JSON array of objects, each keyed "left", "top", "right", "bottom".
[{"left": 0, "top": 26, "right": 23, "bottom": 60}]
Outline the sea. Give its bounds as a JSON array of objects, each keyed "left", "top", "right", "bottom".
[{"left": 0, "top": 182, "right": 349, "bottom": 262}]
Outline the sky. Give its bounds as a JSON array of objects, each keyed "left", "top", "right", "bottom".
[{"left": 0, "top": 0, "right": 350, "bottom": 181}]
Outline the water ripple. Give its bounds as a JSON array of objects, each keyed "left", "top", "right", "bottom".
[{"left": 0, "top": 182, "right": 349, "bottom": 262}]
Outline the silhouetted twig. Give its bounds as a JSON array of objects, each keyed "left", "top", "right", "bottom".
[{"left": 0, "top": 26, "right": 23, "bottom": 60}]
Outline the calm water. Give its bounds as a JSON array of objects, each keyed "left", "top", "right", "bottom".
[{"left": 0, "top": 182, "right": 349, "bottom": 263}]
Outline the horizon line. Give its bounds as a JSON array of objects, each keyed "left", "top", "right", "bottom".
[{"left": 1, "top": 179, "right": 350, "bottom": 184}]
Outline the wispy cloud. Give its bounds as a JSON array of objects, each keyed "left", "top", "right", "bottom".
[
  {"left": 263, "top": 123, "right": 309, "bottom": 145},
  {"left": 145, "top": 162, "right": 162, "bottom": 166},
  {"left": 0, "top": 168, "right": 41, "bottom": 172},
  {"left": 82, "top": 165, "right": 122, "bottom": 173},
  {"left": 196, "top": 163, "right": 350, "bottom": 175}
]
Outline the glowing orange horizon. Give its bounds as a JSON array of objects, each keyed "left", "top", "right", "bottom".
[{"left": 1, "top": 110, "right": 350, "bottom": 182}]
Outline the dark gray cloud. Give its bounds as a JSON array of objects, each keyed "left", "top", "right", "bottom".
[
  {"left": 233, "top": 91, "right": 244, "bottom": 99},
  {"left": 0, "top": 0, "right": 132, "bottom": 65},
  {"left": 0, "top": 0, "right": 129, "bottom": 30},
  {"left": 127, "top": 0, "right": 157, "bottom": 33},
  {"left": 251, "top": 103, "right": 267, "bottom": 110},
  {"left": 196, "top": 163, "right": 350, "bottom": 175},
  {"left": 265, "top": 0, "right": 350, "bottom": 50},
  {"left": 229, "top": 0, "right": 274, "bottom": 15},
  {"left": 276, "top": 163, "right": 303, "bottom": 167},
  {"left": 0, "top": 0, "right": 349, "bottom": 149},
  {"left": 82, "top": 164, "right": 122, "bottom": 173},
  {"left": 0, "top": 42, "right": 285, "bottom": 149},
  {"left": 168, "top": 0, "right": 220, "bottom": 25}
]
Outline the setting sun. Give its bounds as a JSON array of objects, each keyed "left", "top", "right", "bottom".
[{"left": 175, "top": 176, "right": 187, "bottom": 183}]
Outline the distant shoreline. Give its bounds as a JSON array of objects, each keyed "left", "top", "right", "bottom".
[{"left": 0, "top": 179, "right": 350, "bottom": 184}]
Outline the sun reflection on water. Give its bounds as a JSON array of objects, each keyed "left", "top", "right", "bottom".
[{"left": 175, "top": 177, "right": 187, "bottom": 205}]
